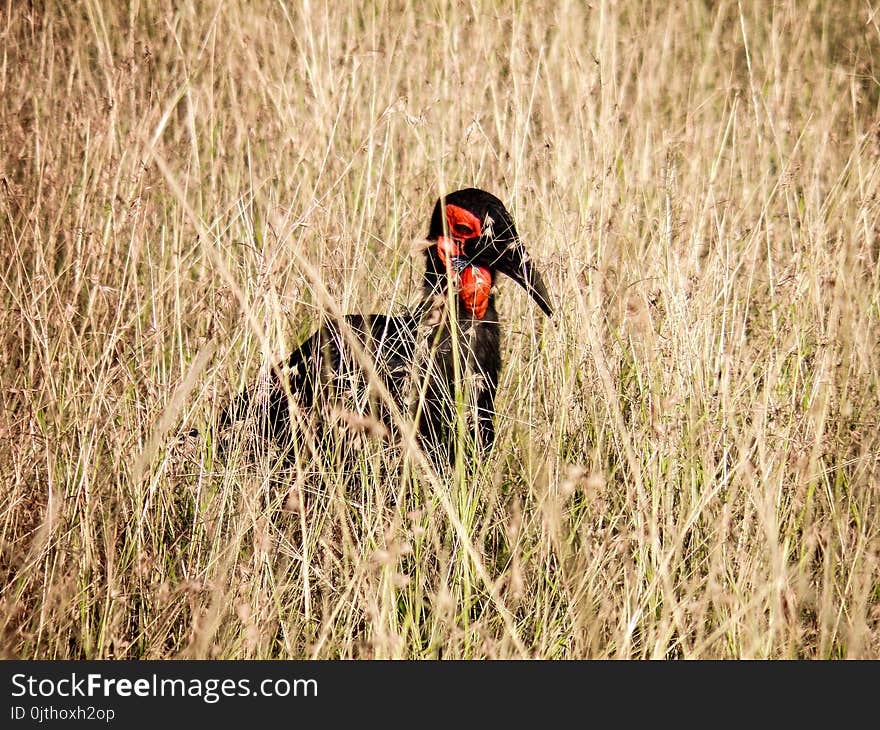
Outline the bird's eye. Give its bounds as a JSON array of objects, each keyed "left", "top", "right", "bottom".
[{"left": 453, "top": 223, "right": 473, "bottom": 237}]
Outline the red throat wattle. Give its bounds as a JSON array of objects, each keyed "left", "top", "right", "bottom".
[
  {"left": 459, "top": 266, "right": 492, "bottom": 319},
  {"left": 436, "top": 204, "right": 493, "bottom": 319}
]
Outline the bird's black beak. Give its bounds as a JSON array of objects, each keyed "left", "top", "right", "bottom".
[{"left": 493, "top": 241, "right": 554, "bottom": 317}]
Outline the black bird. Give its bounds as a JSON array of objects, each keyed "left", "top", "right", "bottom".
[{"left": 222, "top": 188, "right": 553, "bottom": 465}]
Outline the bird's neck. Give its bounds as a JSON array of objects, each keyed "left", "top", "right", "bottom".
[{"left": 421, "top": 265, "right": 447, "bottom": 300}]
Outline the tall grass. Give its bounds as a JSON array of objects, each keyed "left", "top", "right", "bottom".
[{"left": 1, "top": 0, "right": 878, "bottom": 658}]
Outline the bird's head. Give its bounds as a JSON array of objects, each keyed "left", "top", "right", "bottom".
[{"left": 424, "top": 188, "right": 553, "bottom": 320}]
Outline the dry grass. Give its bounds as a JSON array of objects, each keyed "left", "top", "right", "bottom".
[{"left": 2, "top": 0, "right": 879, "bottom": 659}]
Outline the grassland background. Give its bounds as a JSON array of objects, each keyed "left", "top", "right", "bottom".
[{"left": 1, "top": 0, "right": 879, "bottom": 658}]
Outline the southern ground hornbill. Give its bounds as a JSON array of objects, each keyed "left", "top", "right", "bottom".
[{"left": 221, "top": 188, "right": 553, "bottom": 466}]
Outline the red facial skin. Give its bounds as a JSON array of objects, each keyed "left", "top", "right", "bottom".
[{"left": 435, "top": 204, "right": 493, "bottom": 319}]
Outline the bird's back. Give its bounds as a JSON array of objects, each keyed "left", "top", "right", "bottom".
[{"left": 221, "top": 299, "right": 501, "bottom": 463}]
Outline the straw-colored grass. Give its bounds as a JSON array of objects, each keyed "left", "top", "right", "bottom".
[{"left": 2, "top": 0, "right": 879, "bottom": 658}]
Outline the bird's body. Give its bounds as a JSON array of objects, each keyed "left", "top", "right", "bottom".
[{"left": 222, "top": 188, "right": 551, "bottom": 465}]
